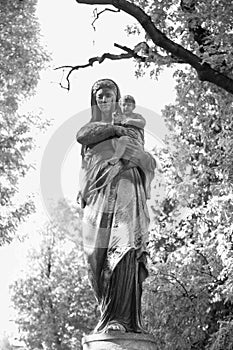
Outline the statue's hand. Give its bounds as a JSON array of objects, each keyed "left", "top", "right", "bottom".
[
  {"left": 76, "top": 192, "right": 86, "bottom": 209},
  {"left": 122, "top": 141, "right": 144, "bottom": 164},
  {"left": 114, "top": 125, "right": 128, "bottom": 137},
  {"left": 123, "top": 141, "right": 156, "bottom": 173},
  {"left": 112, "top": 112, "right": 124, "bottom": 125}
]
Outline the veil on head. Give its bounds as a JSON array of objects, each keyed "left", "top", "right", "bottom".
[
  {"left": 90, "top": 78, "right": 122, "bottom": 122},
  {"left": 81, "top": 79, "right": 122, "bottom": 158}
]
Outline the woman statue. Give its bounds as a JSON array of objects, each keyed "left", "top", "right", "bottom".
[{"left": 76, "top": 79, "right": 156, "bottom": 333}]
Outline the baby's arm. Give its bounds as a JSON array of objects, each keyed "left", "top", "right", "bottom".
[{"left": 123, "top": 113, "right": 146, "bottom": 129}]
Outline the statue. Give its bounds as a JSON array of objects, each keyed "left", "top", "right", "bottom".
[{"left": 76, "top": 79, "right": 157, "bottom": 335}]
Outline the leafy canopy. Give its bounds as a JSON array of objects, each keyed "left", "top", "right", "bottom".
[{"left": 0, "top": 0, "right": 49, "bottom": 244}]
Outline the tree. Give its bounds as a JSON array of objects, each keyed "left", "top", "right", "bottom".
[
  {"left": 58, "top": 0, "right": 233, "bottom": 94},
  {"left": 140, "top": 66, "right": 233, "bottom": 349},
  {"left": 11, "top": 201, "right": 98, "bottom": 350},
  {"left": 0, "top": 0, "right": 49, "bottom": 244}
]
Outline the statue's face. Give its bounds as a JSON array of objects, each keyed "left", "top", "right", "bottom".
[
  {"left": 121, "top": 101, "right": 135, "bottom": 116},
  {"left": 95, "top": 88, "right": 117, "bottom": 115}
]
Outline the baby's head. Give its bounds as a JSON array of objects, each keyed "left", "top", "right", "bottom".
[{"left": 120, "top": 95, "right": 136, "bottom": 116}]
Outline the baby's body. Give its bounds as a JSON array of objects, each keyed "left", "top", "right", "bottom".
[{"left": 110, "top": 95, "right": 146, "bottom": 167}]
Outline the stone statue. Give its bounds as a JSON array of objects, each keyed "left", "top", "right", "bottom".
[{"left": 76, "top": 79, "right": 157, "bottom": 335}]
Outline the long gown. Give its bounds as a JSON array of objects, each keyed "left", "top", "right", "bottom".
[{"left": 77, "top": 122, "right": 155, "bottom": 332}]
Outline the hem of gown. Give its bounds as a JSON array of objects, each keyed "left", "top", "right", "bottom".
[{"left": 94, "top": 248, "right": 148, "bottom": 334}]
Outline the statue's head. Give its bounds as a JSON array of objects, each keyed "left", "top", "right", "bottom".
[
  {"left": 90, "top": 79, "right": 121, "bottom": 122},
  {"left": 120, "top": 95, "right": 136, "bottom": 116}
]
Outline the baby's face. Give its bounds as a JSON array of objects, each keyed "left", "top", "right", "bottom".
[{"left": 121, "top": 101, "right": 135, "bottom": 115}]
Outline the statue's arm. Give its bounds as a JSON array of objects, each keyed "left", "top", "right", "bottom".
[
  {"left": 114, "top": 126, "right": 157, "bottom": 171},
  {"left": 139, "top": 150, "right": 157, "bottom": 172},
  {"left": 114, "top": 124, "right": 135, "bottom": 137},
  {"left": 119, "top": 140, "right": 157, "bottom": 173},
  {"left": 76, "top": 122, "right": 119, "bottom": 145},
  {"left": 128, "top": 148, "right": 156, "bottom": 173},
  {"left": 124, "top": 113, "right": 146, "bottom": 129}
]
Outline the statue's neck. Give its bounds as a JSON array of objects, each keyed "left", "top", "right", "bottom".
[{"left": 101, "top": 112, "right": 112, "bottom": 123}]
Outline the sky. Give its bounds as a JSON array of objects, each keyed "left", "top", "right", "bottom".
[{"left": 0, "top": 0, "right": 177, "bottom": 338}]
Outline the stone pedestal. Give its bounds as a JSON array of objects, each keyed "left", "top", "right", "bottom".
[{"left": 82, "top": 332, "right": 157, "bottom": 350}]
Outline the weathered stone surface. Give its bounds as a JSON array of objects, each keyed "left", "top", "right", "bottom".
[{"left": 82, "top": 332, "right": 158, "bottom": 350}]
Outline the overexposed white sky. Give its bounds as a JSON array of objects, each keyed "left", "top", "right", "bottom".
[{"left": 0, "top": 0, "right": 176, "bottom": 336}]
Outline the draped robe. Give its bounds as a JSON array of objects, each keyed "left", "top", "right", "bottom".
[{"left": 77, "top": 122, "right": 156, "bottom": 332}]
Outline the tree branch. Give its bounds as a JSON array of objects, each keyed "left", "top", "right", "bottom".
[
  {"left": 55, "top": 50, "right": 137, "bottom": 90},
  {"left": 116, "top": 42, "right": 185, "bottom": 64},
  {"left": 92, "top": 7, "right": 120, "bottom": 30},
  {"left": 180, "top": 0, "right": 228, "bottom": 69},
  {"left": 55, "top": 41, "right": 184, "bottom": 90},
  {"left": 76, "top": 0, "right": 233, "bottom": 94},
  {"left": 161, "top": 272, "right": 195, "bottom": 301},
  {"left": 114, "top": 43, "right": 146, "bottom": 60}
]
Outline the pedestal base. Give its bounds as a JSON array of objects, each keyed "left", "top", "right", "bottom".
[{"left": 82, "top": 332, "right": 157, "bottom": 350}]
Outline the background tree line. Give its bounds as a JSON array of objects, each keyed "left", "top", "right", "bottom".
[{"left": 0, "top": 0, "right": 49, "bottom": 244}]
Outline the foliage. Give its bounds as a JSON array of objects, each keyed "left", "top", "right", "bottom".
[
  {"left": 0, "top": 335, "right": 13, "bottom": 350},
  {"left": 0, "top": 0, "right": 49, "bottom": 244},
  {"left": 11, "top": 201, "right": 98, "bottom": 350},
  {"left": 141, "top": 64, "right": 233, "bottom": 348},
  {"left": 128, "top": 0, "right": 233, "bottom": 80}
]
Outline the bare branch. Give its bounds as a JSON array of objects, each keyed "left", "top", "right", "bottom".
[
  {"left": 56, "top": 41, "right": 180, "bottom": 90},
  {"left": 76, "top": 0, "right": 233, "bottom": 94},
  {"left": 92, "top": 7, "right": 120, "bottom": 30},
  {"left": 55, "top": 50, "right": 136, "bottom": 90}
]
